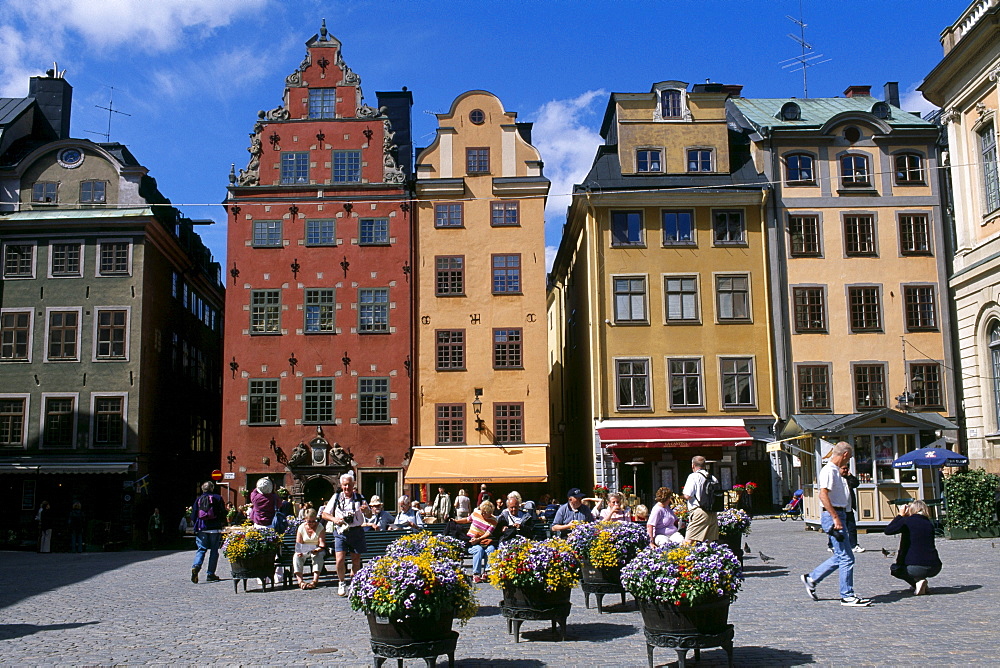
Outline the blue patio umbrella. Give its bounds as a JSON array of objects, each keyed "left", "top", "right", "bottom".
[{"left": 891, "top": 447, "right": 968, "bottom": 469}]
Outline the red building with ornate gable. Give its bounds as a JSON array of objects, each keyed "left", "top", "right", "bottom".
[{"left": 223, "top": 22, "right": 413, "bottom": 511}]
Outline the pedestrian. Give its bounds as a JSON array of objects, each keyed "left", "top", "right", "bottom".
[
  {"left": 827, "top": 464, "right": 864, "bottom": 553},
  {"left": 801, "top": 441, "right": 872, "bottom": 607},
  {"left": 885, "top": 500, "right": 942, "bottom": 595},
  {"left": 249, "top": 477, "right": 278, "bottom": 527},
  {"left": 477, "top": 484, "right": 491, "bottom": 506},
  {"left": 148, "top": 507, "right": 165, "bottom": 548},
  {"left": 36, "top": 501, "right": 52, "bottom": 553},
  {"left": 320, "top": 472, "right": 368, "bottom": 597},
  {"left": 738, "top": 481, "right": 755, "bottom": 518},
  {"left": 432, "top": 486, "right": 452, "bottom": 523},
  {"left": 550, "top": 487, "right": 595, "bottom": 537},
  {"left": 67, "top": 501, "right": 85, "bottom": 553},
  {"left": 191, "top": 481, "right": 225, "bottom": 583},
  {"left": 453, "top": 488, "right": 472, "bottom": 519},
  {"left": 681, "top": 456, "right": 720, "bottom": 543}
]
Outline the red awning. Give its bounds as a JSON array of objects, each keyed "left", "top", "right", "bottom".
[{"left": 597, "top": 425, "right": 752, "bottom": 448}]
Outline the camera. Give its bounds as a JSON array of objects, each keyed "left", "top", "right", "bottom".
[{"left": 827, "top": 526, "right": 846, "bottom": 541}]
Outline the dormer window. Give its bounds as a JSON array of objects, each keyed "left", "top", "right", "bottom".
[
  {"left": 780, "top": 102, "right": 801, "bottom": 121},
  {"left": 636, "top": 149, "right": 662, "bottom": 173},
  {"left": 871, "top": 102, "right": 892, "bottom": 120},
  {"left": 31, "top": 182, "right": 57, "bottom": 204},
  {"left": 661, "top": 90, "right": 682, "bottom": 119}
]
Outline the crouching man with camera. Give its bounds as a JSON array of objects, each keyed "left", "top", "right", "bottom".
[
  {"left": 321, "top": 472, "right": 369, "bottom": 597},
  {"left": 800, "top": 442, "right": 872, "bottom": 607}
]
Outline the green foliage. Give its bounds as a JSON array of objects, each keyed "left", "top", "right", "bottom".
[{"left": 943, "top": 468, "right": 1000, "bottom": 531}]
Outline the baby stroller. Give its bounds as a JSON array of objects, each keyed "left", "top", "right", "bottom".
[{"left": 779, "top": 490, "right": 803, "bottom": 521}]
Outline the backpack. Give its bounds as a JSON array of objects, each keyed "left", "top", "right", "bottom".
[
  {"left": 197, "top": 494, "right": 216, "bottom": 521},
  {"left": 697, "top": 471, "right": 725, "bottom": 513}
]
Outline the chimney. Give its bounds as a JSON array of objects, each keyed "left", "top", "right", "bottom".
[
  {"left": 29, "top": 70, "right": 73, "bottom": 140},
  {"left": 843, "top": 85, "right": 872, "bottom": 98},
  {"left": 884, "top": 82, "right": 900, "bottom": 108}
]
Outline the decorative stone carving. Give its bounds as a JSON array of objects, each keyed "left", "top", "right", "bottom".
[
  {"left": 289, "top": 442, "right": 310, "bottom": 467},
  {"left": 264, "top": 105, "right": 290, "bottom": 121},
  {"left": 382, "top": 118, "right": 405, "bottom": 184},
  {"left": 329, "top": 441, "right": 354, "bottom": 468},
  {"left": 940, "top": 107, "right": 961, "bottom": 125},
  {"left": 357, "top": 104, "right": 384, "bottom": 119},
  {"left": 237, "top": 132, "right": 262, "bottom": 186},
  {"left": 285, "top": 70, "right": 301, "bottom": 86}
]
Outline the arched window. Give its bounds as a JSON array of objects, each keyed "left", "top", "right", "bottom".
[
  {"left": 780, "top": 102, "right": 801, "bottom": 121},
  {"left": 871, "top": 102, "right": 892, "bottom": 120},
  {"left": 840, "top": 154, "right": 871, "bottom": 187},
  {"left": 894, "top": 153, "right": 924, "bottom": 184},
  {"left": 990, "top": 322, "right": 1000, "bottom": 426},
  {"left": 660, "top": 90, "right": 682, "bottom": 119},
  {"left": 785, "top": 153, "right": 814, "bottom": 183}
]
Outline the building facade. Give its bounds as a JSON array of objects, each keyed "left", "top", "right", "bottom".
[
  {"left": 406, "top": 91, "right": 552, "bottom": 496},
  {"left": 222, "top": 25, "right": 413, "bottom": 511},
  {"left": 0, "top": 70, "right": 224, "bottom": 545}
]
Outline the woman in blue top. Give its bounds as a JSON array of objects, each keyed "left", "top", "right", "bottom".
[{"left": 885, "top": 500, "right": 942, "bottom": 595}]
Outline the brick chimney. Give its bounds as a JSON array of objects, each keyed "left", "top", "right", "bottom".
[
  {"left": 29, "top": 69, "right": 73, "bottom": 140},
  {"left": 843, "top": 85, "right": 872, "bottom": 98}
]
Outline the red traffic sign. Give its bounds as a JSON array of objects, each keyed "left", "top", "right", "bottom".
[{"left": 210, "top": 469, "right": 223, "bottom": 481}]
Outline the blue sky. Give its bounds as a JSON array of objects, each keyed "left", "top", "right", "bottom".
[{"left": 0, "top": 0, "right": 967, "bottom": 269}]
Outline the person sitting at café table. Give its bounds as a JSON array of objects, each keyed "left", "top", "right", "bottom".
[
  {"left": 647, "top": 487, "right": 683, "bottom": 547},
  {"left": 492, "top": 491, "right": 537, "bottom": 544},
  {"left": 551, "top": 487, "right": 595, "bottom": 537},
  {"left": 391, "top": 494, "right": 425, "bottom": 530},
  {"left": 293, "top": 509, "right": 326, "bottom": 589},
  {"left": 599, "top": 492, "right": 630, "bottom": 522},
  {"left": 885, "top": 499, "right": 942, "bottom": 596}
]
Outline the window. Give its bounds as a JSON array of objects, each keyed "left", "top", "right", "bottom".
[
  {"left": 716, "top": 275, "right": 750, "bottom": 322},
  {"left": 98, "top": 241, "right": 130, "bottom": 274},
  {"left": 493, "top": 328, "right": 523, "bottom": 369},
  {"left": 669, "top": 358, "right": 702, "bottom": 408},
  {"left": 854, "top": 364, "right": 886, "bottom": 410},
  {"left": 613, "top": 276, "right": 647, "bottom": 323},
  {"left": 303, "top": 378, "right": 334, "bottom": 423},
  {"left": 359, "top": 378, "right": 389, "bottom": 423},
  {"left": 991, "top": 323, "right": 1000, "bottom": 426},
  {"left": 435, "top": 330, "right": 465, "bottom": 370},
  {"left": 844, "top": 215, "right": 876, "bottom": 256},
  {"left": 981, "top": 124, "right": 1000, "bottom": 212},
  {"left": 848, "top": 286, "right": 881, "bottom": 332},
  {"left": 50, "top": 243, "right": 81, "bottom": 276},
  {"left": 894, "top": 153, "right": 924, "bottom": 184},
  {"left": 332, "top": 150, "right": 361, "bottom": 183},
  {"left": 494, "top": 403, "right": 524, "bottom": 444},
  {"left": 616, "top": 359, "right": 650, "bottom": 409},
  {"left": 280, "top": 151, "right": 309, "bottom": 184},
  {"left": 491, "top": 201, "right": 519, "bottom": 227},
  {"left": 304, "top": 289, "right": 335, "bottom": 333},
  {"left": 469, "top": 109, "right": 485, "bottom": 125},
  {"left": 1, "top": 312, "right": 30, "bottom": 361},
  {"left": 48, "top": 311, "right": 79, "bottom": 360},
  {"left": 840, "top": 154, "right": 871, "bottom": 187},
  {"left": 713, "top": 210, "right": 745, "bottom": 244},
  {"left": 80, "top": 180, "right": 106, "bottom": 203},
  {"left": 250, "top": 290, "right": 281, "bottom": 334},
  {"left": 687, "top": 149, "right": 712, "bottom": 172},
  {"left": 792, "top": 288, "right": 826, "bottom": 332},
  {"left": 435, "top": 256, "right": 464, "bottom": 296},
  {"left": 253, "top": 221, "right": 282, "bottom": 247},
  {"left": 308, "top": 89, "right": 336, "bottom": 119},
  {"left": 358, "top": 288, "right": 389, "bottom": 333},
  {"left": 434, "top": 203, "right": 463, "bottom": 228},
  {"left": 491, "top": 254, "right": 521, "bottom": 294},
  {"left": 305, "top": 219, "right": 336, "bottom": 246},
  {"left": 0, "top": 398, "right": 25, "bottom": 446},
  {"left": 466, "top": 147, "right": 490, "bottom": 174},
  {"left": 721, "top": 357, "right": 755, "bottom": 407},
  {"left": 611, "top": 211, "right": 643, "bottom": 246},
  {"left": 4, "top": 244, "right": 33, "bottom": 278},
  {"left": 780, "top": 102, "right": 801, "bottom": 121},
  {"left": 248, "top": 379, "right": 279, "bottom": 424},
  {"left": 789, "top": 216, "right": 820, "bottom": 256},
  {"left": 43, "top": 396, "right": 74, "bottom": 447},
  {"left": 665, "top": 276, "right": 699, "bottom": 322},
  {"left": 904, "top": 285, "right": 937, "bottom": 331},
  {"left": 660, "top": 89, "right": 682, "bottom": 119},
  {"left": 96, "top": 309, "right": 127, "bottom": 359},
  {"left": 662, "top": 210, "right": 694, "bottom": 245},
  {"left": 637, "top": 149, "right": 662, "bottom": 172},
  {"left": 360, "top": 218, "right": 389, "bottom": 245},
  {"left": 436, "top": 404, "right": 464, "bottom": 444},
  {"left": 797, "top": 365, "right": 830, "bottom": 412},
  {"left": 785, "top": 154, "right": 814, "bottom": 183},
  {"left": 93, "top": 396, "right": 125, "bottom": 447},
  {"left": 899, "top": 215, "right": 931, "bottom": 255},
  {"left": 911, "top": 363, "right": 943, "bottom": 409},
  {"left": 31, "top": 181, "right": 57, "bottom": 203}
]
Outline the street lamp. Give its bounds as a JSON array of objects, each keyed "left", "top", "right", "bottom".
[
  {"left": 623, "top": 461, "right": 643, "bottom": 493},
  {"left": 472, "top": 395, "right": 485, "bottom": 432},
  {"left": 895, "top": 373, "right": 924, "bottom": 412}
]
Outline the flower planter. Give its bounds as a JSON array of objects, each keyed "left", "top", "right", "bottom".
[
  {"left": 945, "top": 524, "right": 1000, "bottom": 540},
  {"left": 580, "top": 562, "right": 626, "bottom": 613},
  {"left": 366, "top": 612, "right": 455, "bottom": 642},
  {"left": 229, "top": 549, "right": 277, "bottom": 579},
  {"left": 637, "top": 597, "right": 730, "bottom": 635},
  {"left": 501, "top": 586, "right": 572, "bottom": 642},
  {"left": 718, "top": 533, "right": 744, "bottom": 563},
  {"left": 503, "top": 585, "right": 571, "bottom": 609}
]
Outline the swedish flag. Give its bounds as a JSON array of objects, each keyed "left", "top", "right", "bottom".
[{"left": 135, "top": 475, "right": 151, "bottom": 495}]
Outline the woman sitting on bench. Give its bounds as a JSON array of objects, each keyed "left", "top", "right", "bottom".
[{"left": 293, "top": 509, "right": 326, "bottom": 590}]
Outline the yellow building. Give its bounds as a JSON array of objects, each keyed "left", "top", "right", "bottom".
[
  {"left": 550, "top": 82, "right": 777, "bottom": 505},
  {"left": 406, "top": 91, "right": 551, "bottom": 494}
]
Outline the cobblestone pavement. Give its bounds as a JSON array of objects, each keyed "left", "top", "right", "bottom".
[{"left": 2, "top": 518, "right": 999, "bottom": 667}]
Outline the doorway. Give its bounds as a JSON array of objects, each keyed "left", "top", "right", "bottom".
[{"left": 302, "top": 476, "right": 334, "bottom": 512}]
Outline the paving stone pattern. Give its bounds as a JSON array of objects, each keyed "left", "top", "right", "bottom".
[{"left": 1, "top": 519, "right": 998, "bottom": 666}]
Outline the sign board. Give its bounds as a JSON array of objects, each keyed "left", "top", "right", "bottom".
[
  {"left": 223, "top": 472, "right": 235, "bottom": 480},
  {"left": 766, "top": 442, "right": 783, "bottom": 453},
  {"left": 211, "top": 469, "right": 223, "bottom": 481}
]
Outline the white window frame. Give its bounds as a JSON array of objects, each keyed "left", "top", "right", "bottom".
[
  {"left": 95, "top": 237, "right": 133, "bottom": 277},
  {"left": 2, "top": 241, "right": 37, "bottom": 279},
  {"left": 0, "top": 393, "right": 31, "bottom": 448},
  {"left": 39, "top": 392, "right": 79, "bottom": 449},
  {"left": 43, "top": 306, "right": 83, "bottom": 362},
  {"left": 47, "top": 239, "right": 85, "bottom": 278},
  {"left": 92, "top": 306, "right": 131, "bottom": 362},
  {"left": 0, "top": 308, "right": 34, "bottom": 363},
  {"left": 89, "top": 392, "right": 129, "bottom": 449}
]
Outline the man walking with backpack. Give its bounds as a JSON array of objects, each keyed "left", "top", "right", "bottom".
[
  {"left": 191, "top": 481, "right": 225, "bottom": 583},
  {"left": 682, "top": 456, "right": 720, "bottom": 543}
]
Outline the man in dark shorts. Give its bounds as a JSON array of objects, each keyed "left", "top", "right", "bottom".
[{"left": 321, "top": 472, "right": 368, "bottom": 596}]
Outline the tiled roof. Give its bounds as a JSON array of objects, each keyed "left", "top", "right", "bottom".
[{"left": 731, "top": 96, "right": 932, "bottom": 131}]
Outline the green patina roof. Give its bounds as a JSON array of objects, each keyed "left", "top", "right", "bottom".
[
  {"left": 732, "top": 96, "right": 932, "bottom": 131},
  {"left": 0, "top": 207, "right": 154, "bottom": 221}
]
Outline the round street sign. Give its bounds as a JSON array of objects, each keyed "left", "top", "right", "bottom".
[{"left": 211, "top": 469, "right": 223, "bottom": 481}]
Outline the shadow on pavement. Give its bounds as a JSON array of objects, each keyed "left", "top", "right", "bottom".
[
  {"left": 587, "top": 598, "right": 637, "bottom": 613},
  {"left": 475, "top": 604, "right": 501, "bottom": 617},
  {"left": 734, "top": 647, "right": 814, "bottom": 666},
  {"left": 456, "top": 660, "right": 545, "bottom": 667},
  {"left": 743, "top": 565, "right": 790, "bottom": 578},
  {"left": 870, "top": 583, "right": 981, "bottom": 603},
  {"left": 0, "top": 621, "right": 100, "bottom": 641}
]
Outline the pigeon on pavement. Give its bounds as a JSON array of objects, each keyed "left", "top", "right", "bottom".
[{"left": 759, "top": 551, "right": 774, "bottom": 563}]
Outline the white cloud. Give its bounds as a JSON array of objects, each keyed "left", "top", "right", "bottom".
[
  {"left": 900, "top": 83, "right": 938, "bottom": 118},
  {"left": 545, "top": 244, "right": 558, "bottom": 273},
  {"left": 147, "top": 46, "right": 274, "bottom": 102}
]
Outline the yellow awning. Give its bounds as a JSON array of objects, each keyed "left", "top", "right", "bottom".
[{"left": 404, "top": 445, "right": 548, "bottom": 484}]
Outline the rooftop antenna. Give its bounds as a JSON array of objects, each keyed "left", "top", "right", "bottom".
[
  {"left": 85, "top": 86, "right": 131, "bottom": 142},
  {"left": 778, "top": 0, "right": 831, "bottom": 98}
]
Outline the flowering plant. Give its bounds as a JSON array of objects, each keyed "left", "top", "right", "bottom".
[
  {"left": 621, "top": 485, "right": 634, "bottom": 495},
  {"left": 621, "top": 542, "right": 743, "bottom": 606},
  {"left": 222, "top": 525, "right": 281, "bottom": 561},
  {"left": 350, "top": 553, "right": 477, "bottom": 623},
  {"left": 567, "top": 520, "right": 648, "bottom": 569},
  {"left": 284, "top": 516, "right": 304, "bottom": 536},
  {"left": 385, "top": 530, "right": 466, "bottom": 561},
  {"left": 744, "top": 481, "right": 757, "bottom": 492},
  {"left": 593, "top": 484, "right": 610, "bottom": 496},
  {"left": 716, "top": 509, "right": 752, "bottom": 536},
  {"left": 488, "top": 537, "right": 580, "bottom": 592},
  {"left": 731, "top": 483, "right": 745, "bottom": 491},
  {"left": 671, "top": 501, "right": 689, "bottom": 524}
]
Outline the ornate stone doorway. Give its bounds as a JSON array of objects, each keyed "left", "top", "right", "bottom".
[{"left": 302, "top": 476, "right": 335, "bottom": 512}]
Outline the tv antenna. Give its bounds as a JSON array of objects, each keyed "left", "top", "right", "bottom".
[
  {"left": 85, "top": 86, "right": 131, "bottom": 142},
  {"left": 778, "top": 0, "right": 831, "bottom": 98}
]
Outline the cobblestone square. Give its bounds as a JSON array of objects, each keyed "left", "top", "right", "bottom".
[{"left": 2, "top": 519, "right": 998, "bottom": 666}]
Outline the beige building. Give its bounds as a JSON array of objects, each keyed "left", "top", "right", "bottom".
[
  {"left": 922, "top": 0, "right": 1000, "bottom": 473},
  {"left": 406, "top": 91, "right": 552, "bottom": 492}
]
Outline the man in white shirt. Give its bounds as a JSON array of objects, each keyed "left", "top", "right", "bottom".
[
  {"left": 801, "top": 442, "right": 872, "bottom": 607},
  {"left": 682, "top": 456, "right": 719, "bottom": 543}
]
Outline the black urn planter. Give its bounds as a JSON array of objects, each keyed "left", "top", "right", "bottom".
[
  {"left": 501, "top": 586, "right": 573, "bottom": 642},
  {"left": 580, "top": 562, "right": 627, "bottom": 613},
  {"left": 718, "top": 532, "right": 744, "bottom": 564},
  {"left": 366, "top": 613, "right": 459, "bottom": 668},
  {"left": 229, "top": 549, "right": 278, "bottom": 593},
  {"left": 637, "top": 597, "right": 731, "bottom": 635}
]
